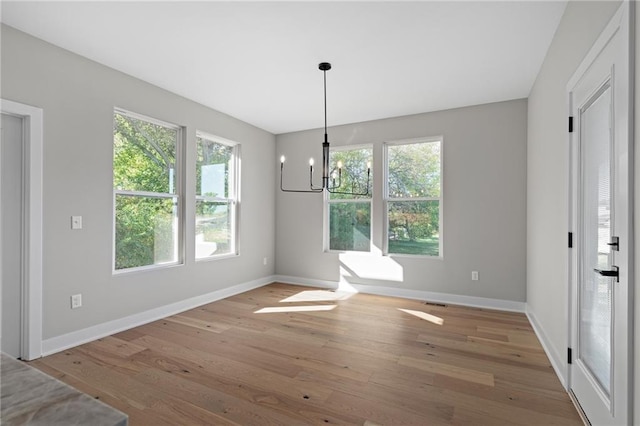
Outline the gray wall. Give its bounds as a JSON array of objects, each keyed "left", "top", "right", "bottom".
[
  {"left": 1, "top": 25, "right": 276, "bottom": 339},
  {"left": 633, "top": 4, "right": 640, "bottom": 424},
  {"left": 526, "top": 0, "right": 621, "bottom": 380},
  {"left": 634, "top": 4, "right": 639, "bottom": 422},
  {"left": 275, "top": 99, "right": 527, "bottom": 302}
]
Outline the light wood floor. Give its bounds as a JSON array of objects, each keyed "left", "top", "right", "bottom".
[{"left": 30, "top": 283, "right": 582, "bottom": 425}]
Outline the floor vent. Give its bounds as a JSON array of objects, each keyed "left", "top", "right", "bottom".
[{"left": 424, "top": 301, "right": 447, "bottom": 307}]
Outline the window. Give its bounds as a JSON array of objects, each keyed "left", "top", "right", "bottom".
[
  {"left": 113, "top": 110, "right": 182, "bottom": 271},
  {"left": 195, "top": 133, "right": 239, "bottom": 259},
  {"left": 385, "top": 138, "right": 442, "bottom": 256},
  {"left": 327, "top": 146, "right": 373, "bottom": 252}
]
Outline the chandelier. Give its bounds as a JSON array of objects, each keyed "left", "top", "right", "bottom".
[{"left": 280, "top": 62, "right": 370, "bottom": 195}]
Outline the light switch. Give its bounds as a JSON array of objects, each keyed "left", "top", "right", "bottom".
[
  {"left": 71, "top": 294, "right": 82, "bottom": 309},
  {"left": 71, "top": 216, "right": 82, "bottom": 230}
]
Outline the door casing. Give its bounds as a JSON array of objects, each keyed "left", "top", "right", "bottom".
[
  {"left": 566, "top": 1, "right": 634, "bottom": 424},
  {"left": 0, "top": 99, "right": 43, "bottom": 361}
]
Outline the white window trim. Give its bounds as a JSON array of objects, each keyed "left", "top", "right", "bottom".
[
  {"left": 324, "top": 144, "right": 373, "bottom": 253},
  {"left": 195, "top": 131, "right": 241, "bottom": 261},
  {"left": 112, "top": 108, "right": 184, "bottom": 274},
  {"left": 383, "top": 136, "right": 443, "bottom": 258}
]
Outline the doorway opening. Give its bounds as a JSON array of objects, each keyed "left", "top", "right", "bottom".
[{"left": 0, "top": 99, "right": 43, "bottom": 360}]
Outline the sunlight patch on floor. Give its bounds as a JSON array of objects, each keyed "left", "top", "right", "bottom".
[
  {"left": 254, "top": 305, "right": 337, "bottom": 314},
  {"left": 398, "top": 308, "right": 444, "bottom": 325},
  {"left": 280, "top": 290, "right": 355, "bottom": 303}
]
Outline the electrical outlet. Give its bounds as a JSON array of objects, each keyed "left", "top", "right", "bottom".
[
  {"left": 71, "top": 216, "right": 83, "bottom": 230},
  {"left": 71, "top": 294, "right": 82, "bottom": 309},
  {"left": 471, "top": 271, "right": 479, "bottom": 281},
  {"left": 263, "top": 257, "right": 268, "bottom": 266}
]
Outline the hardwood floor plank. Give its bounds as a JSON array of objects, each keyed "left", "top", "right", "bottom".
[
  {"left": 71, "top": 336, "right": 148, "bottom": 367},
  {"left": 444, "top": 390, "right": 580, "bottom": 426},
  {"left": 139, "top": 321, "right": 304, "bottom": 378},
  {"left": 28, "top": 360, "right": 175, "bottom": 426},
  {"left": 164, "top": 313, "right": 232, "bottom": 334},
  {"left": 417, "top": 333, "right": 551, "bottom": 368},
  {"left": 433, "top": 375, "right": 580, "bottom": 419},
  {"left": 129, "top": 365, "right": 306, "bottom": 425},
  {"left": 29, "top": 283, "right": 581, "bottom": 425},
  {"left": 325, "top": 390, "right": 452, "bottom": 426},
  {"left": 148, "top": 398, "right": 240, "bottom": 426},
  {"left": 119, "top": 348, "right": 349, "bottom": 425},
  {"left": 125, "top": 335, "right": 335, "bottom": 403},
  {"left": 398, "top": 355, "right": 495, "bottom": 387},
  {"left": 35, "top": 350, "right": 164, "bottom": 410},
  {"left": 323, "top": 339, "right": 400, "bottom": 362}
]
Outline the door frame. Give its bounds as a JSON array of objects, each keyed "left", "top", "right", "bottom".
[
  {"left": 1, "top": 99, "right": 43, "bottom": 360},
  {"left": 566, "top": 1, "right": 634, "bottom": 423}
]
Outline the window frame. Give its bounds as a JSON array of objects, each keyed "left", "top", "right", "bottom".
[
  {"left": 195, "top": 131, "right": 240, "bottom": 261},
  {"left": 324, "top": 143, "right": 373, "bottom": 253},
  {"left": 112, "top": 108, "right": 184, "bottom": 274},
  {"left": 383, "top": 136, "right": 443, "bottom": 258}
]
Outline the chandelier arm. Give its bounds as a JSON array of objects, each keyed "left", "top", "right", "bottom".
[
  {"left": 327, "top": 189, "right": 369, "bottom": 196},
  {"left": 310, "top": 170, "right": 323, "bottom": 191},
  {"left": 281, "top": 188, "right": 323, "bottom": 193},
  {"left": 280, "top": 163, "right": 323, "bottom": 193}
]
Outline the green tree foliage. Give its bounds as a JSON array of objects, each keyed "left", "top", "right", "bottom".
[
  {"left": 387, "top": 142, "right": 441, "bottom": 255},
  {"left": 329, "top": 148, "right": 372, "bottom": 200},
  {"left": 113, "top": 114, "right": 176, "bottom": 193},
  {"left": 388, "top": 142, "right": 440, "bottom": 198},
  {"left": 328, "top": 148, "right": 372, "bottom": 251},
  {"left": 329, "top": 202, "right": 370, "bottom": 251},
  {"left": 388, "top": 201, "right": 440, "bottom": 255},
  {"left": 115, "top": 196, "right": 175, "bottom": 269},
  {"left": 113, "top": 113, "right": 177, "bottom": 270}
]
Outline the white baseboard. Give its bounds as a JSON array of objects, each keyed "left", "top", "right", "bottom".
[
  {"left": 526, "top": 306, "right": 567, "bottom": 388},
  {"left": 274, "top": 275, "right": 526, "bottom": 313},
  {"left": 274, "top": 275, "right": 337, "bottom": 290},
  {"left": 41, "top": 275, "right": 275, "bottom": 357}
]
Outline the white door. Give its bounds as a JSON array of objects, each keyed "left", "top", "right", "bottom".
[
  {"left": 1, "top": 113, "right": 24, "bottom": 358},
  {"left": 568, "top": 3, "right": 632, "bottom": 425}
]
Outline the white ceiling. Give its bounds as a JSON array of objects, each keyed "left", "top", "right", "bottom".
[{"left": 1, "top": 1, "right": 566, "bottom": 134}]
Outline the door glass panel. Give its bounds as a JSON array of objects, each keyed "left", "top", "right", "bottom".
[{"left": 579, "top": 83, "right": 612, "bottom": 396}]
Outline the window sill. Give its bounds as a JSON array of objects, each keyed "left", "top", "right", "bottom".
[
  {"left": 387, "top": 253, "right": 443, "bottom": 260},
  {"left": 112, "top": 261, "right": 183, "bottom": 276},
  {"left": 196, "top": 252, "right": 239, "bottom": 263}
]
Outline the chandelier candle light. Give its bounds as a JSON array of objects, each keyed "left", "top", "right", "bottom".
[{"left": 280, "top": 62, "right": 371, "bottom": 195}]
